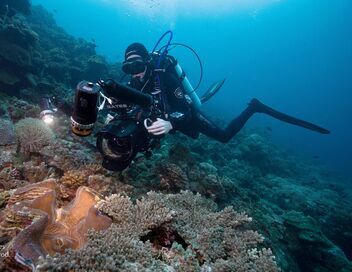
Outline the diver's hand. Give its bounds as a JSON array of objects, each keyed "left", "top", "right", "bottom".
[{"left": 146, "top": 118, "right": 173, "bottom": 135}]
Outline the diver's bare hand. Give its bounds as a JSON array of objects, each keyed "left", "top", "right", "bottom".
[{"left": 146, "top": 118, "right": 173, "bottom": 135}]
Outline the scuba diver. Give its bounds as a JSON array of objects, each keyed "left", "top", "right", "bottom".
[
  {"left": 41, "top": 31, "right": 329, "bottom": 171},
  {"left": 120, "top": 41, "right": 330, "bottom": 143}
]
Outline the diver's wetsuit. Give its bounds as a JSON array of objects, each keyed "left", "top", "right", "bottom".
[
  {"left": 192, "top": 98, "right": 330, "bottom": 143},
  {"left": 130, "top": 69, "right": 330, "bottom": 143}
]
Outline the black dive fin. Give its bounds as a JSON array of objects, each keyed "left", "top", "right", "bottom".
[
  {"left": 252, "top": 99, "right": 330, "bottom": 134},
  {"left": 200, "top": 79, "right": 226, "bottom": 104}
]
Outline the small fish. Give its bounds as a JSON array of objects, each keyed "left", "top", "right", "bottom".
[
  {"left": 91, "top": 38, "right": 96, "bottom": 43},
  {"left": 313, "top": 155, "right": 319, "bottom": 159},
  {"left": 266, "top": 126, "right": 272, "bottom": 131}
]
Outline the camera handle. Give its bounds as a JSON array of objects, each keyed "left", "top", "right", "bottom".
[{"left": 143, "top": 118, "right": 154, "bottom": 130}]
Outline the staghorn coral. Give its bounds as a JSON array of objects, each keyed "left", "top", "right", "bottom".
[
  {"left": 15, "top": 118, "right": 54, "bottom": 154},
  {"left": 37, "top": 191, "right": 279, "bottom": 271},
  {"left": 0, "top": 180, "right": 112, "bottom": 270},
  {"left": 146, "top": 191, "right": 267, "bottom": 263},
  {"left": 96, "top": 193, "right": 174, "bottom": 237}
]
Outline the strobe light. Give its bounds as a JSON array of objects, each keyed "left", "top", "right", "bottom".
[{"left": 40, "top": 96, "right": 57, "bottom": 125}]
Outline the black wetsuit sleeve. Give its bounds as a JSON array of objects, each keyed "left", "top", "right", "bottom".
[{"left": 162, "top": 73, "right": 193, "bottom": 132}]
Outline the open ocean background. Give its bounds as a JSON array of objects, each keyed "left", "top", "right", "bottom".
[{"left": 31, "top": 0, "right": 352, "bottom": 179}]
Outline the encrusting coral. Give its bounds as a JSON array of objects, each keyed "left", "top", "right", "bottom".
[{"left": 36, "top": 191, "right": 279, "bottom": 271}]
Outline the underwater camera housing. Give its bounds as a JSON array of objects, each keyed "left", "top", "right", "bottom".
[
  {"left": 71, "top": 80, "right": 157, "bottom": 171},
  {"left": 96, "top": 116, "right": 153, "bottom": 171}
]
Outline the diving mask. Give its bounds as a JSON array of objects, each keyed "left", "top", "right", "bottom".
[{"left": 122, "top": 57, "right": 146, "bottom": 75}]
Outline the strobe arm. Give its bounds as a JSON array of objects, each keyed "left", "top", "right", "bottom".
[{"left": 98, "top": 79, "right": 153, "bottom": 108}]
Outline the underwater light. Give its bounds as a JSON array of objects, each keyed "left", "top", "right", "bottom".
[
  {"left": 40, "top": 96, "right": 57, "bottom": 125},
  {"left": 41, "top": 112, "right": 55, "bottom": 124}
]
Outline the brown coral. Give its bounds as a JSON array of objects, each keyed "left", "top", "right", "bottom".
[
  {"left": 21, "top": 161, "right": 53, "bottom": 183},
  {"left": 0, "top": 190, "right": 11, "bottom": 208},
  {"left": 156, "top": 162, "right": 188, "bottom": 192},
  {"left": 60, "top": 169, "right": 88, "bottom": 188},
  {"left": 0, "top": 165, "right": 25, "bottom": 190},
  {"left": 59, "top": 168, "right": 119, "bottom": 200}
]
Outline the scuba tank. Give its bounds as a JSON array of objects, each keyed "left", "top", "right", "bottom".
[
  {"left": 150, "top": 31, "right": 225, "bottom": 109},
  {"left": 150, "top": 31, "right": 201, "bottom": 109},
  {"left": 150, "top": 53, "right": 224, "bottom": 110},
  {"left": 165, "top": 55, "right": 202, "bottom": 109}
]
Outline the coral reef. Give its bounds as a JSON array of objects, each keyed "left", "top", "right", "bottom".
[
  {"left": 0, "top": 2, "right": 122, "bottom": 103},
  {"left": 121, "top": 132, "right": 352, "bottom": 271},
  {"left": 0, "top": 1, "right": 351, "bottom": 271},
  {"left": 15, "top": 117, "right": 54, "bottom": 154},
  {"left": 282, "top": 211, "right": 351, "bottom": 272},
  {"left": 37, "top": 191, "right": 279, "bottom": 271},
  {"left": 0, "top": 118, "right": 16, "bottom": 145},
  {"left": 0, "top": 0, "right": 31, "bottom": 16}
]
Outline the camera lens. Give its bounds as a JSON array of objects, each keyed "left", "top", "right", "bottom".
[{"left": 100, "top": 135, "right": 132, "bottom": 161}]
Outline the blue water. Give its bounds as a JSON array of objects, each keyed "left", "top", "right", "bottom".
[{"left": 31, "top": 0, "right": 352, "bottom": 178}]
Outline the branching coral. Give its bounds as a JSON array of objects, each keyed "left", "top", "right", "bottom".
[
  {"left": 146, "top": 191, "right": 267, "bottom": 265},
  {"left": 96, "top": 193, "right": 174, "bottom": 237},
  {"left": 14, "top": 118, "right": 54, "bottom": 154},
  {"left": 37, "top": 191, "right": 279, "bottom": 271},
  {"left": 37, "top": 225, "right": 165, "bottom": 272}
]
